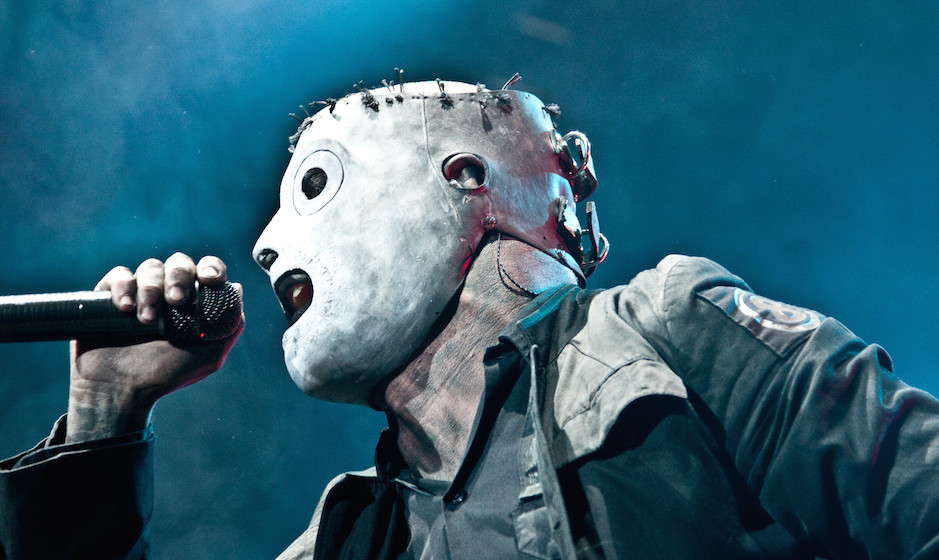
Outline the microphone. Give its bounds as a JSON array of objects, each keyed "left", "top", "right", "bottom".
[{"left": 0, "top": 282, "right": 242, "bottom": 343}]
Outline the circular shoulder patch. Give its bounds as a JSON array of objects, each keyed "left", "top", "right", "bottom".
[
  {"left": 734, "top": 290, "right": 822, "bottom": 332},
  {"left": 698, "top": 286, "right": 826, "bottom": 356}
]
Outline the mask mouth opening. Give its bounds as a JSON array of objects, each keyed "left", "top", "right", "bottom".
[{"left": 274, "top": 269, "right": 313, "bottom": 326}]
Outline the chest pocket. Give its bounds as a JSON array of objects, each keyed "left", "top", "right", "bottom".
[{"left": 546, "top": 289, "right": 688, "bottom": 467}]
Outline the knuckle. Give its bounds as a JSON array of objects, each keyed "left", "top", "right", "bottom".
[
  {"left": 166, "top": 264, "right": 195, "bottom": 281},
  {"left": 164, "top": 253, "right": 197, "bottom": 283},
  {"left": 167, "top": 252, "right": 196, "bottom": 267},
  {"left": 136, "top": 258, "right": 166, "bottom": 283},
  {"left": 136, "top": 284, "right": 163, "bottom": 302},
  {"left": 113, "top": 276, "right": 137, "bottom": 291},
  {"left": 104, "top": 265, "right": 133, "bottom": 282},
  {"left": 97, "top": 266, "right": 134, "bottom": 291}
]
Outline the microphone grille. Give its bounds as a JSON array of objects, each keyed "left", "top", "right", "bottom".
[{"left": 167, "top": 282, "right": 242, "bottom": 342}]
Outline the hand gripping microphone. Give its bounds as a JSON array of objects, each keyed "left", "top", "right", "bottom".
[{"left": 0, "top": 282, "right": 242, "bottom": 343}]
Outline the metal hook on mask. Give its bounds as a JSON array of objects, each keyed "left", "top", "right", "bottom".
[
  {"left": 554, "top": 197, "right": 609, "bottom": 277},
  {"left": 555, "top": 130, "right": 598, "bottom": 201},
  {"left": 501, "top": 73, "right": 522, "bottom": 90},
  {"left": 395, "top": 68, "right": 405, "bottom": 93}
]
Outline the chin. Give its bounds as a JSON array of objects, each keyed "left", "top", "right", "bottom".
[
  {"left": 287, "top": 364, "right": 369, "bottom": 404},
  {"left": 284, "top": 350, "right": 383, "bottom": 405}
]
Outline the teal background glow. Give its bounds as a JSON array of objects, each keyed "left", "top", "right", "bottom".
[{"left": 1, "top": 1, "right": 937, "bottom": 557}]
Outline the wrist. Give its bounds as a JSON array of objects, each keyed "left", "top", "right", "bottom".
[{"left": 66, "top": 378, "right": 154, "bottom": 443}]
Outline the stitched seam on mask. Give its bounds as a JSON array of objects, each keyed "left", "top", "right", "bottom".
[
  {"left": 421, "top": 96, "right": 464, "bottom": 227},
  {"left": 421, "top": 96, "right": 433, "bottom": 171}
]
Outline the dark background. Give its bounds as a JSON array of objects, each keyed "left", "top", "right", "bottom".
[{"left": 1, "top": 1, "right": 937, "bottom": 557}]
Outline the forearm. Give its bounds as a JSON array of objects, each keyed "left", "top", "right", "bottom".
[{"left": 752, "top": 336, "right": 939, "bottom": 558}]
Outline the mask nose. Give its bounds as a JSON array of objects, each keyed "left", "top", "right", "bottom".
[
  {"left": 254, "top": 248, "right": 278, "bottom": 271},
  {"left": 254, "top": 210, "right": 289, "bottom": 272}
]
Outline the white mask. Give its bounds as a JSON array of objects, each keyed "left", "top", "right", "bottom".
[{"left": 253, "top": 80, "right": 602, "bottom": 404}]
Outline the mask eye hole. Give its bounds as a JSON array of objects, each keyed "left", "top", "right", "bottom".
[
  {"left": 442, "top": 153, "right": 489, "bottom": 190},
  {"left": 292, "top": 150, "right": 343, "bottom": 215},
  {"left": 302, "top": 167, "right": 328, "bottom": 199}
]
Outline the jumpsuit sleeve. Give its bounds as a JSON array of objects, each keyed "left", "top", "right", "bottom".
[
  {"left": 618, "top": 254, "right": 939, "bottom": 559},
  {"left": 0, "top": 415, "right": 154, "bottom": 560}
]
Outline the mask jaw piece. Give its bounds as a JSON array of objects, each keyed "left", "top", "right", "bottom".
[
  {"left": 555, "top": 197, "right": 610, "bottom": 278},
  {"left": 552, "top": 128, "right": 608, "bottom": 278},
  {"left": 555, "top": 130, "right": 598, "bottom": 202}
]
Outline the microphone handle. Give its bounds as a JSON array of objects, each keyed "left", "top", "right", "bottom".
[
  {"left": 0, "top": 282, "right": 241, "bottom": 343},
  {"left": 0, "top": 291, "right": 159, "bottom": 342}
]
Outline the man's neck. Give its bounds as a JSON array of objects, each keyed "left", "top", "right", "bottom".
[{"left": 382, "top": 236, "right": 577, "bottom": 483}]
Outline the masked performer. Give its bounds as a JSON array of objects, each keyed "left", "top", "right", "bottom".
[{"left": 3, "top": 79, "right": 938, "bottom": 559}]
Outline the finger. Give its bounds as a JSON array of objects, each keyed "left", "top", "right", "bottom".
[
  {"left": 134, "top": 258, "right": 166, "bottom": 324},
  {"left": 163, "top": 252, "right": 197, "bottom": 305},
  {"left": 196, "top": 255, "right": 227, "bottom": 286},
  {"left": 96, "top": 266, "right": 137, "bottom": 312}
]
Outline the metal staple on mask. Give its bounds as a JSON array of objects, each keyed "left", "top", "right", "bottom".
[
  {"left": 287, "top": 70, "right": 526, "bottom": 150},
  {"left": 353, "top": 81, "right": 379, "bottom": 111},
  {"left": 435, "top": 78, "right": 454, "bottom": 107}
]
